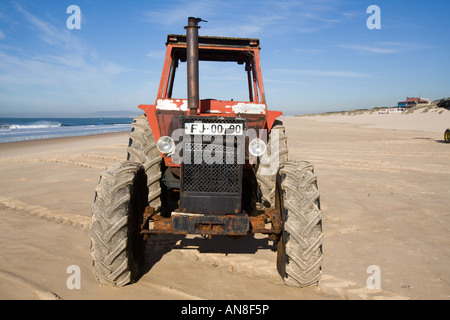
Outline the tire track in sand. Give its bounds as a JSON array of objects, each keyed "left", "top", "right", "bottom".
[
  {"left": 0, "top": 269, "right": 60, "bottom": 300},
  {"left": 0, "top": 197, "right": 91, "bottom": 230},
  {"left": 147, "top": 237, "right": 410, "bottom": 300},
  {"left": 0, "top": 153, "right": 123, "bottom": 171},
  {"left": 0, "top": 197, "right": 410, "bottom": 300}
]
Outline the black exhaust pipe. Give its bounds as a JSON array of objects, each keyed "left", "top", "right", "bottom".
[{"left": 185, "top": 17, "right": 206, "bottom": 116}]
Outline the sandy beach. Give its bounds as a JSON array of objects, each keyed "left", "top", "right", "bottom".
[{"left": 0, "top": 107, "right": 449, "bottom": 300}]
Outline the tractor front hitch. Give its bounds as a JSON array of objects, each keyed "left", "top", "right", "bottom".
[{"left": 140, "top": 206, "right": 281, "bottom": 237}]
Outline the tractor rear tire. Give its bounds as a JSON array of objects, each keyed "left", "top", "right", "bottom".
[
  {"left": 127, "top": 114, "right": 162, "bottom": 214},
  {"left": 277, "top": 161, "right": 323, "bottom": 287},
  {"left": 445, "top": 129, "right": 450, "bottom": 143},
  {"left": 90, "top": 161, "right": 148, "bottom": 286}
]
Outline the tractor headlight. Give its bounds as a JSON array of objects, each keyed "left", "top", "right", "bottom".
[
  {"left": 157, "top": 136, "right": 175, "bottom": 155},
  {"left": 249, "top": 138, "right": 267, "bottom": 157}
]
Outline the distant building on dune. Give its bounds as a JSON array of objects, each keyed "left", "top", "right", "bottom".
[
  {"left": 378, "top": 107, "right": 406, "bottom": 114},
  {"left": 397, "top": 97, "right": 431, "bottom": 108}
]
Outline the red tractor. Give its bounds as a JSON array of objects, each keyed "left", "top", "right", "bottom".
[{"left": 90, "top": 18, "right": 323, "bottom": 288}]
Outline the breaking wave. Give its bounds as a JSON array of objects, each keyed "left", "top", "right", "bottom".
[
  {"left": 0, "top": 121, "right": 62, "bottom": 130},
  {"left": 0, "top": 118, "right": 132, "bottom": 143},
  {"left": 1, "top": 121, "right": 62, "bottom": 130}
]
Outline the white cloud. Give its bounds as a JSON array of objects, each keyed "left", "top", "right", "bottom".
[
  {"left": 0, "top": 30, "right": 5, "bottom": 40},
  {"left": 0, "top": 5, "right": 132, "bottom": 113},
  {"left": 338, "top": 44, "right": 400, "bottom": 54},
  {"left": 101, "top": 61, "right": 130, "bottom": 76},
  {"left": 142, "top": 0, "right": 221, "bottom": 27},
  {"left": 294, "top": 48, "right": 324, "bottom": 54},
  {"left": 146, "top": 50, "right": 165, "bottom": 59},
  {"left": 15, "top": 3, "right": 91, "bottom": 56},
  {"left": 337, "top": 41, "right": 438, "bottom": 56},
  {"left": 141, "top": 0, "right": 352, "bottom": 37},
  {"left": 275, "top": 69, "right": 373, "bottom": 78}
]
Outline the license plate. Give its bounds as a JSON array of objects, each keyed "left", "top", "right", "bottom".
[{"left": 185, "top": 122, "right": 243, "bottom": 135}]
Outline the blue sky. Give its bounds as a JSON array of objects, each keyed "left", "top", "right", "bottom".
[{"left": 0, "top": 0, "right": 449, "bottom": 117}]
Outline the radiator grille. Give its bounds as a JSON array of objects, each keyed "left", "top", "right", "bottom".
[
  {"left": 183, "top": 163, "right": 240, "bottom": 193},
  {"left": 180, "top": 116, "right": 245, "bottom": 194}
]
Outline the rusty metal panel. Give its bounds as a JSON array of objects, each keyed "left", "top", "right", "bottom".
[
  {"left": 171, "top": 213, "right": 249, "bottom": 235},
  {"left": 248, "top": 209, "right": 281, "bottom": 234},
  {"left": 141, "top": 208, "right": 281, "bottom": 236}
]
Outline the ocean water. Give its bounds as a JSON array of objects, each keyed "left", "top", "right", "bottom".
[{"left": 0, "top": 118, "right": 133, "bottom": 143}]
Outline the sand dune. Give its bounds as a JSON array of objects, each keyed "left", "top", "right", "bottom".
[{"left": 300, "top": 106, "right": 450, "bottom": 134}]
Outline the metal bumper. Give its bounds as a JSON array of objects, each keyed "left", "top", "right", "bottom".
[
  {"left": 172, "top": 212, "right": 249, "bottom": 235},
  {"left": 141, "top": 208, "right": 281, "bottom": 237}
]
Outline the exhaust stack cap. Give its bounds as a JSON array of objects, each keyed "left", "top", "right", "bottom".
[{"left": 185, "top": 17, "right": 208, "bottom": 26}]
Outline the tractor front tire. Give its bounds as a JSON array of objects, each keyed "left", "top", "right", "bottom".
[
  {"left": 277, "top": 161, "right": 323, "bottom": 287},
  {"left": 445, "top": 129, "right": 450, "bottom": 143},
  {"left": 90, "top": 161, "right": 148, "bottom": 286},
  {"left": 256, "top": 120, "right": 288, "bottom": 209}
]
